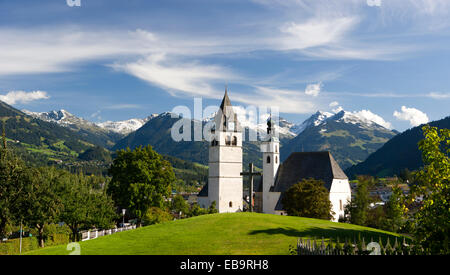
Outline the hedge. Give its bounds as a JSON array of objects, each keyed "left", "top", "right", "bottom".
[{"left": 0, "top": 233, "right": 69, "bottom": 255}]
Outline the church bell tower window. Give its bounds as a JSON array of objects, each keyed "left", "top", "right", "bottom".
[{"left": 267, "top": 156, "right": 271, "bottom": 164}]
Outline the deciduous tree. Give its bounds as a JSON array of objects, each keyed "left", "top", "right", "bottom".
[{"left": 282, "top": 178, "right": 333, "bottom": 220}]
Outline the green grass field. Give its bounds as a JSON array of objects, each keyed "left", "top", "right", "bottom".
[{"left": 26, "top": 213, "right": 402, "bottom": 255}]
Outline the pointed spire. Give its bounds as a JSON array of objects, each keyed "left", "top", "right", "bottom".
[{"left": 220, "top": 86, "right": 232, "bottom": 111}]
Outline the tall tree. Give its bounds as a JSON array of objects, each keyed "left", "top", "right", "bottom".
[
  {"left": 108, "top": 146, "right": 176, "bottom": 224},
  {"left": 383, "top": 182, "right": 406, "bottom": 233},
  {"left": 412, "top": 125, "right": 449, "bottom": 254},
  {"left": 0, "top": 134, "right": 27, "bottom": 240},
  {"left": 345, "top": 175, "right": 374, "bottom": 226},
  {"left": 20, "top": 167, "right": 62, "bottom": 247},
  {"left": 59, "top": 172, "right": 116, "bottom": 241},
  {"left": 282, "top": 178, "right": 334, "bottom": 220}
]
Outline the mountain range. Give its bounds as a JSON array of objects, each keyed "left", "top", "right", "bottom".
[
  {"left": 18, "top": 104, "right": 400, "bottom": 170},
  {"left": 6, "top": 100, "right": 449, "bottom": 180},
  {"left": 281, "top": 110, "right": 398, "bottom": 170},
  {"left": 345, "top": 115, "right": 450, "bottom": 178}
]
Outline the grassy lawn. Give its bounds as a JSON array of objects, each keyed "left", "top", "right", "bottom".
[{"left": 25, "top": 212, "right": 402, "bottom": 255}]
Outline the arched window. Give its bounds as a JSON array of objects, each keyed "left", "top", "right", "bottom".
[
  {"left": 232, "top": 136, "right": 237, "bottom": 146},
  {"left": 275, "top": 145, "right": 278, "bottom": 153},
  {"left": 225, "top": 136, "right": 231, "bottom": 146},
  {"left": 229, "top": 201, "right": 233, "bottom": 208},
  {"left": 275, "top": 156, "right": 278, "bottom": 164},
  {"left": 267, "top": 156, "right": 271, "bottom": 164},
  {"left": 211, "top": 139, "right": 216, "bottom": 146}
]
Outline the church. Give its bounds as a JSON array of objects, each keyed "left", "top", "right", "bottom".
[{"left": 197, "top": 90, "right": 352, "bottom": 222}]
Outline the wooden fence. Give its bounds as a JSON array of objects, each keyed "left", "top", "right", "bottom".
[
  {"left": 80, "top": 225, "right": 136, "bottom": 241},
  {"left": 291, "top": 236, "right": 427, "bottom": 255}
]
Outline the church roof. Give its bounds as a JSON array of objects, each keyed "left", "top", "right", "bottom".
[
  {"left": 273, "top": 151, "right": 348, "bottom": 210},
  {"left": 214, "top": 89, "right": 242, "bottom": 132},
  {"left": 197, "top": 184, "right": 208, "bottom": 197}
]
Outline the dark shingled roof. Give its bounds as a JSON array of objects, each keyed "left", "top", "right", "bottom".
[
  {"left": 273, "top": 151, "right": 347, "bottom": 210},
  {"left": 198, "top": 184, "right": 208, "bottom": 197}
]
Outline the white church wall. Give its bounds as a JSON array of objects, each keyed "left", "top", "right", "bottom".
[
  {"left": 262, "top": 191, "right": 281, "bottom": 214},
  {"left": 217, "top": 177, "right": 243, "bottom": 213},
  {"left": 329, "top": 179, "right": 352, "bottom": 222}
]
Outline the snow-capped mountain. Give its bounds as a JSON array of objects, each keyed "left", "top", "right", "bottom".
[
  {"left": 281, "top": 109, "right": 397, "bottom": 170},
  {"left": 22, "top": 109, "right": 125, "bottom": 148},
  {"left": 296, "top": 110, "right": 393, "bottom": 133},
  {"left": 96, "top": 114, "right": 159, "bottom": 135},
  {"left": 292, "top": 111, "right": 334, "bottom": 135},
  {"left": 22, "top": 109, "right": 95, "bottom": 128}
]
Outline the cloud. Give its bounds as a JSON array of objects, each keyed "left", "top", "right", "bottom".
[
  {"left": 332, "top": 106, "right": 344, "bottom": 113},
  {"left": 329, "top": 101, "right": 339, "bottom": 107},
  {"left": 104, "top": 104, "right": 143, "bottom": 110},
  {"left": 367, "top": 0, "right": 382, "bottom": 7},
  {"left": 112, "top": 54, "right": 238, "bottom": 98},
  {"left": 279, "top": 17, "right": 358, "bottom": 50},
  {"left": 353, "top": 109, "right": 392, "bottom": 129},
  {"left": 304, "top": 82, "right": 322, "bottom": 97},
  {"left": 428, "top": 92, "right": 450, "bottom": 99},
  {"left": 0, "top": 90, "right": 50, "bottom": 105},
  {"left": 393, "top": 106, "right": 429, "bottom": 127}
]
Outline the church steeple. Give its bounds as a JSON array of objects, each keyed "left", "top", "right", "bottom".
[{"left": 216, "top": 87, "right": 241, "bottom": 132}]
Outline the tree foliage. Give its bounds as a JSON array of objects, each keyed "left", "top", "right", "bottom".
[
  {"left": 344, "top": 176, "right": 374, "bottom": 226},
  {"left": 142, "top": 207, "right": 173, "bottom": 226},
  {"left": 282, "top": 178, "right": 333, "bottom": 220},
  {"left": 108, "top": 146, "right": 176, "bottom": 224},
  {"left": 0, "top": 138, "right": 27, "bottom": 239},
  {"left": 412, "top": 125, "right": 449, "bottom": 254},
  {"left": 59, "top": 172, "right": 117, "bottom": 241}
]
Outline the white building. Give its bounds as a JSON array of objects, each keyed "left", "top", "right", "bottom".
[
  {"left": 255, "top": 118, "right": 352, "bottom": 221},
  {"left": 198, "top": 90, "right": 351, "bottom": 221},
  {"left": 197, "top": 89, "right": 243, "bottom": 213}
]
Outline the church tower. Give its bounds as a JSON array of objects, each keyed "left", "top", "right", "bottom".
[
  {"left": 207, "top": 89, "right": 243, "bottom": 213},
  {"left": 261, "top": 116, "right": 280, "bottom": 213}
]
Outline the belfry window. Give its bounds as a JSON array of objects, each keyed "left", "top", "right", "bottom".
[
  {"left": 232, "top": 136, "right": 237, "bottom": 146},
  {"left": 275, "top": 156, "right": 278, "bottom": 164},
  {"left": 211, "top": 139, "right": 218, "bottom": 146},
  {"left": 225, "top": 136, "right": 231, "bottom": 146},
  {"left": 267, "top": 156, "right": 271, "bottom": 164}
]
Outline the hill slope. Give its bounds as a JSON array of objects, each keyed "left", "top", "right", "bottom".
[
  {"left": 0, "top": 100, "right": 98, "bottom": 164},
  {"left": 23, "top": 109, "right": 124, "bottom": 149},
  {"left": 27, "top": 213, "right": 400, "bottom": 255},
  {"left": 345, "top": 116, "right": 450, "bottom": 178},
  {"left": 281, "top": 111, "right": 397, "bottom": 170}
]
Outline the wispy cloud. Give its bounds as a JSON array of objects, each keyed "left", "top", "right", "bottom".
[
  {"left": 104, "top": 104, "right": 143, "bottom": 110},
  {"left": 0, "top": 90, "right": 49, "bottom": 105},
  {"left": 111, "top": 54, "right": 238, "bottom": 99}
]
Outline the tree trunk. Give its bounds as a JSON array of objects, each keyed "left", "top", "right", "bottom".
[
  {"left": 38, "top": 225, "right": 45, "bottom": 248},
  {"left": 70, "top": 225, "right": 79, "bottom": 242},
  {"left": 0, "top": 217, "right": 7, "bottom": 242}
]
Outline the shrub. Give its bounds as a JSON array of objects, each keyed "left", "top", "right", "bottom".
[{"left": 142, "top": 207, "right": 173, "bottom": 226}]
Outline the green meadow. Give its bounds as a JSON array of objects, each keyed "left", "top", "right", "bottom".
[{"left": 26, "top": 212, "right": 402, "bottom": 255}]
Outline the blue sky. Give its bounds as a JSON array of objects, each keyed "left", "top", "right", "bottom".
[{"left": 0, "top": 0, "right": 449, "bottom": 131}]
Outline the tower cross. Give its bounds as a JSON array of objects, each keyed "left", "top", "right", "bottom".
[{"left": 240, "top": 163, "right": 261, "bottom": 212}]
